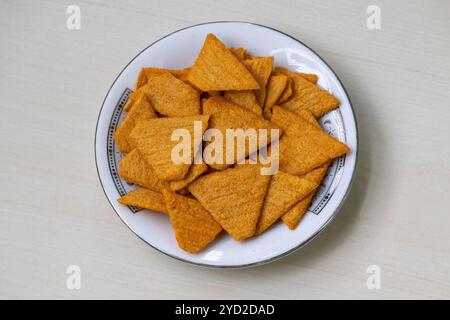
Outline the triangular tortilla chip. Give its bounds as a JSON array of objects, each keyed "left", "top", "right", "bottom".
[
  {"left": 187, "top": 164, "right": 271, "bottom": 240},
  {"left": 297, "top": 107, "right": 321, "bottom": 126},
  {"left": 281, "top": 109, "right": 330, "bottom": 229},
  {"left": 134, "top": 67, "right": 191, "bottom": 90},
  {"left": 298, "top": 73, "right": 318, "bottom": 84},
  {"left": 243, "top": 57, "right": 274, "bottom": 106},
  {"left": 119, "top": 149, "right": 169, "bottom": 192},
  {"left": 229, "top": 47, "right": 247, "bottom": 61},
  {"left": 129, "top": 115, "right": 210, "bottom": 181},
  {"left": 118, "top": 187, "right": 167, "bottom": 213},
  {"left": 277, "top": 77, "right": 293, "bottom": 104},
  {"left": 134, "top": 69, "right": 148, "bottom": 91},
  {"left": 274, "top": 68, "right": 339, "bottom": 117},
  {"left": 256, "top": 171, "right": 318, "bottom": 234},
  {"left": 281, "top": 164, "right": 328, "bottom": 229},
  {"left": 202, "top": 96, "right": 280, "bottom": 170},
  {"left": 223, "top": 90, "right": 262, "bottom": 116},
  {"left": 187, "top": 34, "right": 259, "bottom": 91},
  {"left": 169, "top": 162, "right": 208, "bottom": 191},
  {"left": 163, "top": 190, "right": 222, "bottom": 253},
  {"left": 273, "top": 67, "right": 318, "bottom": 83},
  {"left": 140, "top": 73, "right": 200, "bottom": 117},
  {"left": 263, "top": 74, "right": 288, "bottom": 119},
  {"left": 271, "top": 106, "right": 349, "bottom": 175},
  {"left": 114, "top": 92, "right": 157, "bottom": 153}
]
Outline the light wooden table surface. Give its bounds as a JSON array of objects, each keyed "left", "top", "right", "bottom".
[{"left": 1, "top": 0, "right": 449, "bottom": 300}]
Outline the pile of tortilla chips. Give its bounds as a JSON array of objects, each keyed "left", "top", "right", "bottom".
[{"left": 114, "top": 33, "right": 350, "bottom": 253}]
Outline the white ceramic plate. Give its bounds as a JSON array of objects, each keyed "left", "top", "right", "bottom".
[{"left": 95, "top": 22, "right": 358, "bottom": 268}]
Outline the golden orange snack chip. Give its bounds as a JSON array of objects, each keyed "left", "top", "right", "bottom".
[
  {"left": 223, "top": 90, "right": 262, "bottom": 116},
  {"left": 119, "top": 149, "right": 169, "bottom": 192},
  {"left": 187, "top": 164, "right": 271, "bottom": 240},
  {"left": 229, "top": 47, "right": 247, "bottom": 61},
  {"left": 281, "top": 77, "right": 339, "bottom": 117},
  {"left": 114, "top": 92, "right": 157, "bottom": 153},
  {"left": 280, "top": 109, "right": 330, "bottom": 229},
  {"left": 187, "top": 34, "right": 260, "bottom": 91},
  {"left": 243, "top": 57, "right": 274, "bottom": 106},
  {"left": 169, "top": 162, "right": 208, "bottom": 191},
  {"left": 263, "top": 74, "right": 289, "bottom": 119},
  {"left": 277, "top": 77, "right": 293, "bottom": 104},
  {"left": 202, "top": 96, "right": 280, "bottom": 170},
  {"left": 146, "top": 67, "right": 191, "bottom": 81},
  {"left": 274, "top": 68, "right": 339, "bottom": 117},
  {"left": 129, "top": 115, "right": 210, "bottom": 181},
  {"left": 298, "top": 73, "right": 318, "bottom": 84},
  {"left": 141, "top": 73, "right": 200, "bottom": 117},
  {"left": 256, "top": 171, "right": 318, "bottom": 234},
  {"left": 118, "top": 187, "right": 167, "bottom": 213},
  {"left": 271, "top": 106, "right": 349, "bottom": 175},
  {"left": 281, "top": 164, "right": 328, "bottom": 229},
  {"left": 273, "top": 67, "right": 318, "bottom": 84},
  {"left": 134, "top": 69, "right": 149, "bottom": 91},
  {"left": 134, "top": 67, "right": 191, "bottom": 90},
  {"left": 163, "top": 190, "right": 222, "bottom": 253}
]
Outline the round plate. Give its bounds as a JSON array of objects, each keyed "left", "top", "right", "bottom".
[{"left": 95, "top": 21, "right": 358, "bottom": 268}]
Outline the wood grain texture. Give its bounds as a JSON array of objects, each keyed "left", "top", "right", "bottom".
[{"left": 0, "top": 0, "right": 449, "bottom": 299}]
